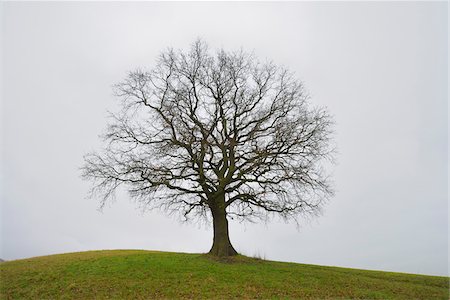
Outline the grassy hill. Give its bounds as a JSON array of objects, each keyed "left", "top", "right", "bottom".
[{"left": 0, "top": 250, "right": 448, "bottom": 299}]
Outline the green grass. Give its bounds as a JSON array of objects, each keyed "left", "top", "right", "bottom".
[{"left": 0, "top": 250, "right": 448, "bottom": 299}]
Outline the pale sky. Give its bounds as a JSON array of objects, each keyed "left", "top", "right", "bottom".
[{"left": 1, "top": 2, "right": 448, "bottom": 276}]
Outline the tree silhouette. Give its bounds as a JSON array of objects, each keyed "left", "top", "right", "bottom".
[{"left": 82, "top": 40, "right": 334, "bottom": 256}]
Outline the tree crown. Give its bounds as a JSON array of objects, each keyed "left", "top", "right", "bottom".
[{"left": 82, "top": 40, "right": 334, "bottom": 223}]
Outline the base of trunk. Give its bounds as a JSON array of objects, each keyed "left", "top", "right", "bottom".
[{"left": 208, "top": 241, "right": 238, "bottom": 257}]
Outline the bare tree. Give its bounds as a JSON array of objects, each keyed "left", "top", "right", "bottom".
[{"left": 82, "top": 40, "right": 334, "bottom": 257}]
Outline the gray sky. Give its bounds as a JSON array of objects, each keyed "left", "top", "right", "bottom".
[{"left": 1, "top": 2, "right": 448, "bottom": 276}]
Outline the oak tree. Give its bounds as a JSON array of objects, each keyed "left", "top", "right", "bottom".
[{"left": 82, "top": 41, "right": 334, "bottom": 257}]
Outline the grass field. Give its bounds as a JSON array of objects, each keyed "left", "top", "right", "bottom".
[{"left": 0, "top": 250, "right": 448, "bottom": 299}]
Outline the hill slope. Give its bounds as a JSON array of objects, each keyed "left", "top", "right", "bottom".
[{"left": 0, "top": 250, "right": 448, "bottom": 299}]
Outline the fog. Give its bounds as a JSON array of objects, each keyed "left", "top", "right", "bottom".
[{"left": 1, "top": 2, "right": 447, "bottom": 276}]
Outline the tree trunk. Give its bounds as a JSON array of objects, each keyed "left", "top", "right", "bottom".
[{"left": 208, "top": 204, "right": 238, "bottom": 257}]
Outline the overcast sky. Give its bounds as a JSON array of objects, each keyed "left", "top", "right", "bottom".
[{"left": 1, "top": 2, "right": 448, "bottom": 276}]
